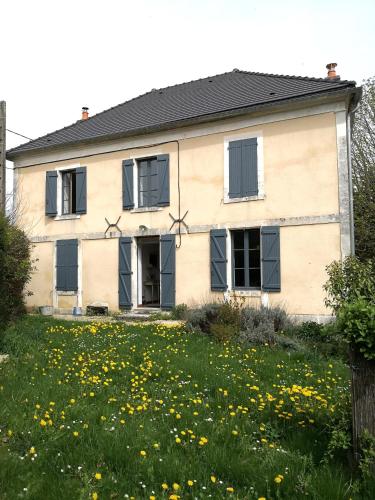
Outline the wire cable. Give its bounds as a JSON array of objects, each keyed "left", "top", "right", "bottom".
[{"left": 6, "top": 129, "right": 33, "bottom": 141}]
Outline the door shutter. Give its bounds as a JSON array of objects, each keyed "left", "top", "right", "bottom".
[
  {"left": 75, "top": 166, "right": 87, "bottom": 214},
  {"left": 119, "top": 237, "right": 132, "bottom": 309},
  {"left": 122, "top": 159, "right": 134, "bottom": 209},
  {"left": 160, "top": 234, "right": 176, "bottom": 309},
  {"left": 210, "top": 229, "right": 227, "bottom": 290},
  {"left": 45, "top": 171, "right": 58, "bottom": 216},
  {"left": 157, "top": 154, "right": 170, "bottom": 206},
  {"left": 56, "top": 239, "right": 78, "bottom": 291},
  {"left": 261, "top": 226, "right": 281, "bottom": 292},
  {"left": 228, "top": 138, "right": 258, "bottom": 198}
]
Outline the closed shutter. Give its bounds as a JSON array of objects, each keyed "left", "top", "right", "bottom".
[
  {"left": 45, "top": 171, "right": 58, "bottom": 216},
  {"left": 56, "top": 239, "right": 78, "bottom": 291},
  {"left": 75, "top": 166, "right": 87, "bottom": 214},
  {"left": 157, "top": 154, "right": 170, "bottom": 206},
  {"left": 228, "top": 138, "right": 258, "bottom": 198},
  {"left": 210, "top": 229, "right": 227, "bottom": 290},
  {"left": 122, "top": 159, "right": 134, "bottom": 209},
  {"left": 160, "top": 234, "right": 176, "bottom": 309},
  {"left": 261, "top": 226, "right": 281, "bottom": 292},
  {"left": 119, "top": 237, "right": 132, "bottom": 309}
]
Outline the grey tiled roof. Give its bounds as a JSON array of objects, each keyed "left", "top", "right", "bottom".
[{"left": 7, "top": 69, "right": 357, "bottom": 159}]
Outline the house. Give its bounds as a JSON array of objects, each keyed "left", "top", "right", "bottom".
[{"left": 6, "top": 66, "right": 361, "bottom": 320}]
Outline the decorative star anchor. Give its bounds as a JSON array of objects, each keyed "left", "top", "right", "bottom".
[
  {"left": 105, "top": 216, "right": 122, "bottom": 235},
  {"left": 168, "top": 210, "right": 189, "bottom": 233}
]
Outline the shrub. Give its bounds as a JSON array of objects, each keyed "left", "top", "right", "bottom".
[
  {"left": 0, "top": 215, "right": 33, "bottom": 330},
  {"left": 324, "top": 256, "right": 375, "bottom": 314},
  {"left": 210, "top": 322, "right": 237, "bottom": 342},
  {"left": 336, "top": 299, "right": 375, "bottom": 360},
  {"left": 240, "top": 305, "right": 292, "bottom": 333},
  {"left": 170, "top": 303, "right": 188, "bottom": 320},
  {"left": 187, "top": 303, "right": 222, "bottom": 334}
]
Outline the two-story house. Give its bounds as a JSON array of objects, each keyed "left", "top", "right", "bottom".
[{"left": 7, "top": 67, "right": 361, "bottom": 321}]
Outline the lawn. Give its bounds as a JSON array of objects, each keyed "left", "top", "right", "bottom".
[{"left": 0, "top": 316, "right": 372, "bottom": 499}]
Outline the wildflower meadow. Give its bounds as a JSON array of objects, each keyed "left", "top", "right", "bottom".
[{"left": 0, "top": 317, "right": 370, "bottom": 499}]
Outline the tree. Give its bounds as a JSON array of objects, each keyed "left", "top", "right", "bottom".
[{"left": 352, "top": 77, "right": 375, "bottom": 260}]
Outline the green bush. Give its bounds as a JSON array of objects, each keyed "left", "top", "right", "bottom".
[
  {"left": 0, "top": 215, "right": 33, "bottom": 333},
  {"left": 324, "top": 256, "right": 375, "bottom": 313},
  {"left": 170, "top": 303, "right": 188, "bottom": 320},
  {"left": 336, "top": 299, "right": 375, "bottom": 360}
]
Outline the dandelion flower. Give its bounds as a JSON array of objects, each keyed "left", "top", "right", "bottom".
[
  {"left": 95, "top": 473, "right": 102, "bottom": 480},
  {"left": 40, "top": 419, "right": 47, "bottom": 427},
  {"left": 226, "top": 487, "right": 234, "bottom": 493},
  {"left": 29, "top": 447, "right": 36, "bottom": 454},
  {"left": 140, "top": 450, "right": 146, "bottom": 457},
  {"left": 92, "top": 493, "right": 98, "bottom": 500},
  {"left": 73, "top": 431, "right": 79, "bottom": 437},
  {"left": 210, "top": 475, "right": 216, "bottom": 483},
  {"left": 172, "top": 483, "right": 180, "bottom": 491},
  {"left": 187, "top": 480, "right": 194, "bottom": 486},
  {"left": 162, "top": 483, "right": 168, "bottom": 490}
]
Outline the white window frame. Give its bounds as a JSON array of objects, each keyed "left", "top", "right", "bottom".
[
  {"left": 223, "top": 131, "right": 265, "bottom": 204},
  {"left": 54, "top": 163, "right": 81, "bottom": 220}
]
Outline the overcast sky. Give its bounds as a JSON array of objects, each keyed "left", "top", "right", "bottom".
[{"left": 3, "top": 0, "right": 375, "bottom": 193}]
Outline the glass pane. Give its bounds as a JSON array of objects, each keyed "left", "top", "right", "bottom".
[
  {"left": 234, "top": 249, "right": 244, "bottom": 268},
  {"left": 248, "top": 228, "right": 260, "bottom": 250},
  {"left": 235, "top": 268, "right": 245, "bottom": 287},
  {"left": 62, "top": 172, "right": 71, "bottom": 214},
  {"left": 233, "top": 231, "right": 244, "bottom": 250},
  {"left": 249, "top": 268, "right": 261, "bottom": 288},
  {"left": 249, "top": 250, "right": 260, "bottom": 268}
]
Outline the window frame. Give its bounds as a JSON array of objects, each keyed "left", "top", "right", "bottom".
[
  {"left": 131, "top": 153, "right": 164, "bottom": 212},
  {"left": 54, "top": 164, "right": 81, "bottom": 220},
  {"left": 137, "top": 156, "right": 159, "bottom": 209},
  {"left": 230, "top": 228, "right": 262, "bottom": 291},
  {"left": 223, "top": 131, "right": 264, "bottom": 204}
]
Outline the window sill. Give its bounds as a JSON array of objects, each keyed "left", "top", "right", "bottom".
[
  {"left": 131, "top": 207, "right": 163, "bottom": 214},
  {"left": 230, "top": 289, "right": 261, "bottom": 297},
  {"left": 54, "top": 214, "right": 81, "bottom": 221},
  {"left": 56, "top": 291, "right": 77, "bottom": 295},
  {"left": 224, "top": 194, "right": 265, "bottom": 204}
]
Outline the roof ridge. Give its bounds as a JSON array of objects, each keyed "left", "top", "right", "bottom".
[{"left": 234, "top": 68, "right": 356, "bottom": 86}]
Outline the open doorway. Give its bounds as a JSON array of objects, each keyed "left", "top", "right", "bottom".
[{"left": 137, "top": 237, "right": 160, "bottom": 307}]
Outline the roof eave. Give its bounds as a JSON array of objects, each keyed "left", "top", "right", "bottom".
[{"left": 6, "top": 85, "right": 359, "bottom": 162}]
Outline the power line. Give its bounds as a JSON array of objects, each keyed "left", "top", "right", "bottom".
[{"left": 6, "top": 128, "right": 33, "bottom": 141}]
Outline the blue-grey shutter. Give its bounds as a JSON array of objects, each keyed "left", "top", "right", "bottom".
[
  {"left": 119, "top": 237, "right": 132, "bottom": 309},
  {"left": 122, "top": 159, "right": 134, "bottom": 209},
  {"left": 45, "top": 171, "right": 57, "bottom": 216},
  {"left": 157, "top": 154, "right": 170, "bottom": 206},
  {"left": 228, "top": 138, "right": 258, "bottom": 198},
  {"left": 210, "top": 229, "right": 227, "bottom": 290},
  {"left": 56, "top": 239, "right": 78, "bottom": 291},
  {"left": 75, "top": 166, "right": 87, "bottom": 214},
  {"left": 261, "top": 226, "right": 281, "bottom": 292},
  {"left": 160, "top": 234, "right": 175, "bottom": 309}
]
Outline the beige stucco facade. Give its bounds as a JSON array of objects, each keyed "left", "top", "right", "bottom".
[{"left": 15, "top": 100, "right": 352, "bottom": 319}]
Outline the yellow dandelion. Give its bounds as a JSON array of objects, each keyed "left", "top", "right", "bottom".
[
  {"left": 162, "top": 483, "right": 168, "bottom": 490},
  {"left": 92, "top": 493, "right": 99, "bottom": 500},
  {"left": 226, "top": 487, "right": 234, "bottom": 493},
  {"left": 95, "top": 472, "right": 102, "bottom": 480},
  {"left": 140, "top": 450, "right": 146, "bottom": 457},
  {"left": 29, "top": 447, "right": 36, "bottom": 454},
  {"left": 73, "top": 431, "right": 79, "bottom": 437},
  {"left": 210, "top": 475, "right": 217, "bottom": 483},
  {"left": 172, "top": 483, "right": 180, "bottom": 491},
  {"left": 187, "top": 480, "right": 194, "bottom": 486},
  {"left": 40, "top": 419, "right": 47, "bottom": 427}
]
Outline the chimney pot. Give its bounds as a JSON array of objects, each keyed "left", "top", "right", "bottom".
[
  {"left": 82, "top": 107, "right": 89, "bottom": 120},
  {"left": 326, "top": 63, "right": 338, "bottom": 79}
]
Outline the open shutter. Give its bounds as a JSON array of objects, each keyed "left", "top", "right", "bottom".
[
  {"left": 56, "top": 239, "right": 78, "bottom": 291},
  {"left": 160, "top": 234, "right": 175, "bottom": 309},
  {"left": 157, "top": 154, "right": 170, "bottom": 206},
  {"left": 75, "top": 166, "right": 87, "bottom": 214},
  {"left": 261, "top": 226, "right": 280, "bottom": 292},
  {"left": 45, "top": 171, "right": 57, "bottom": 216},
  {"left": 228, "top": 138, "right": 258, "bottom": 198},
  {"left": 119, "top": 237, "right": 132, "bottom": 309},
  {"left": 122, "top": 159, "right": 134, "bottom": 209},
  {"left": 210, "top": 229, "right": 227, "bottom": 290}
]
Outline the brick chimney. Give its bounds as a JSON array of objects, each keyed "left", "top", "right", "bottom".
[
  {"left": 326, "top": 63, "right": 339, "bottom": 80},
  {"left": 81, "top": 107, "right": 89, "bottom": 120}
]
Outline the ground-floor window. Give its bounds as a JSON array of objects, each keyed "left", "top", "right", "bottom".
[{"left": 232, "top": 229, "right": 261, "bottom": 289}]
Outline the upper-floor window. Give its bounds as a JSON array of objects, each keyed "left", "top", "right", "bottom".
[
  {"left": 224, "top": 133, "right": 264, "bottom": 203},
  {"left": 62, "top": 170, "right": 77, "bottom": 215},
  {"left": 122, "top": 154, "right": 170, "bottom": 211},
  {"left": 138, "top": 157, "right": 159, "bottom": 208},
  {"left": 45, "top": 166, "right": 87, "bottom": 218}
]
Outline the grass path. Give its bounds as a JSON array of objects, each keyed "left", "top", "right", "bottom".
[{"left": 0, "top": 317, "right": 371, "bottom": 499}]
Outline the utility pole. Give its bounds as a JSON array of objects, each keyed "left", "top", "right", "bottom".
[{"left": 0, "top": 101, "right": 5, "bottom": 214}]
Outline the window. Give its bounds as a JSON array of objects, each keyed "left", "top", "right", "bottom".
[
  {"left": 224, "top": 134, "right": 264, "bottom": 202},
  {"left": 56, "top": 239, "right": 78, "bottom": 291},
  {"left": 138, "top": 157, "right": 159, "bottom": 208},
  {"left": 232, "top": 229, "right": 261, "bottom": 289},
  {"left": 62, "top": 170, "right": 77, "bottom": 215},
  {"left": 45, "top": 166, "right": 87, "bottom": 217}
]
